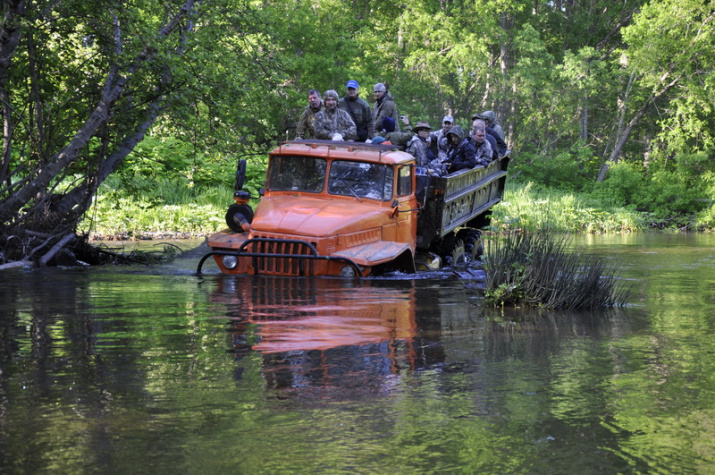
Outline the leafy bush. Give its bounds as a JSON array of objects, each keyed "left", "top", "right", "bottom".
[
  {"left": 594, "top": 161, "right": 645, "bottom": 207},
  {"left": 509, "top": 144, "right": 597, "bottom": 192},
  {"left": 597, "top": 154, "right": 715, "bottom": 227}
]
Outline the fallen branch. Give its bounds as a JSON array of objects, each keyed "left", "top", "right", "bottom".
[
  {"left": 0, "top": 260, "right": 30, "bottom": 271},
  {"left": 30, "top": 233, "right": 57, "bottom": 257},
  {"left": 40, "top": 233, "right": 76, "bottom": 267}
]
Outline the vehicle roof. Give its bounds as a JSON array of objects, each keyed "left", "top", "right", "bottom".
[{"left": 271, "top": 140, "right": 415, "bottom": 165}]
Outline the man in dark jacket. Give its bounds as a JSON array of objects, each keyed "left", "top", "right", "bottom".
[
  {"left": 444, "top": 126, "right": 477, "bottom": 173},
  {"left": 339, "top": 80, "right": 374, "bottom": 142}
]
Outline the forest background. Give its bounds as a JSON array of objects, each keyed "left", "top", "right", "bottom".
[{"left": 1, "top": 0, "right": 714, "bottom": 257}]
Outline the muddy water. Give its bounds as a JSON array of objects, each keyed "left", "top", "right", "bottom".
[{"left": 0, "top": 234, "right": 713, "bottom": 473}]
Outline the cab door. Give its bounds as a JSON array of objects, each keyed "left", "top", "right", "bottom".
[{"left": 394, "top": 164, "right": 419, "bottom": 248}]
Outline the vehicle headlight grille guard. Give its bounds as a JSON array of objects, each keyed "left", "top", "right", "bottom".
[{"left": 196, "top": 237, "right": 362, "bottom": 276}]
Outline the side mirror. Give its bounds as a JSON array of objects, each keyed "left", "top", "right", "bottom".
[
  {"left": 391, "top": 199, "right": 399, "bottom": 208},
  {"left": 259, "top": 187, "right": 265, "bottom": 197},
  {"left": 235, "top": 159, "right": 247, "bottom": 190}
]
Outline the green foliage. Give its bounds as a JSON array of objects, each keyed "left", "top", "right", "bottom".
[
  {"left": 80, "top": 188, "right": 230, "bottom": 239},
  {"left": 622, "top": 0, "right": 715, "bottom": 158},
  {"left": 483, "top": 232, "right": 630, "bottom": 309},
  {"left": 81, "top": 148, "right": 269, "bottom": 238},
  {"left": 597, "top": 155, "right": 715, "bottom": 226}
]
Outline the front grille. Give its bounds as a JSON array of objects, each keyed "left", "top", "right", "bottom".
[{"left": 249, "top": 234, "right": 319, "bottom": 276}]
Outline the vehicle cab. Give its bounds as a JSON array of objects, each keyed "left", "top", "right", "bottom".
[{"left": 204, "top": 140, "right": 419, "bottom": 276}]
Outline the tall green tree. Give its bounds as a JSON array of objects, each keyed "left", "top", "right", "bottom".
[
  {"left": 0, "top": 0, "right": 279, "bottom": 258},
  {"left": 597, "top": 0, "right": 715, "bottom": 180}
]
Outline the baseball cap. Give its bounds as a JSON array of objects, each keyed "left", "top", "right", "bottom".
[
  {"left": 442, "top": 115, "right": 454, "bottom": 123},
  {"left": 347, "top": 80, "right": 359, "bottom": 89}
]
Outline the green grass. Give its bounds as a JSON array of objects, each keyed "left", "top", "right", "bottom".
[
  {"left": 79, "top": 181, "right": 236, "bottom": 239},
  {"left": 489, "top": 181, "right": 649, "bottom": 233}
]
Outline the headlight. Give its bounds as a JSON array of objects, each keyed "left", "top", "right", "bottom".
[
  {"left": 222, "top": 255, "right": 238, "bottom": 269},
  {"left": 340, "top": 265, "right": 356, "bottom": 277}
]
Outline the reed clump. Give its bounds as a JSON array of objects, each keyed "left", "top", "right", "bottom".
[{"left": 482, "top": 231, "right": 630, "bottom": 309}]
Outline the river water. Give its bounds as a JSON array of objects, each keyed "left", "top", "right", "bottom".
[{"left": 1, "top": 233, "right": 713, "bottom": 473}]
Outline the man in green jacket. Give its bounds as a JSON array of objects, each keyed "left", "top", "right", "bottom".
[
  {"left": 295, "top": 89, "right": 323, "bottom": 139},
  {"left": 372, "top": 83, "right": 400, "bottom": 132},
  {"left": 339, "top": 80, "right": 374, "bottom": 142}
]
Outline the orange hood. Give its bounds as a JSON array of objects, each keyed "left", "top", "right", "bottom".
[{"left": 252, "top": 195, "right": 391, "bottom": 237}]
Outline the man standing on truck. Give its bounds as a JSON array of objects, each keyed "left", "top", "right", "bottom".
[
  {"left": 339, "top": 80, "right": 374, "bottom": 142},
  {"left": 430, "top": 115, "right": 453, "bottom": 160},
  {"left": 295, "top": 89, "right": 323, "bottom": 139},
  {"left": 372, "top": 83, "right": 400, "bottom": 132},
  {"left": 314, "top": 90, "right": 357, "bottom": 141}
]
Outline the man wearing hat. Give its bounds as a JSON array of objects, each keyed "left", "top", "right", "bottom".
[
  {"left": 430, "top": 115, "right": 454, "bottom": 160},
  {"left": 406, "top": 121, "right": 436, "bottom": 167},
  {"left": 314, "top": 89, "right": 357, "bottom": 141},
  {"left": 481, "top": 110, "right": 505, "bottom": 140},
  {"left": 339, "top": 80, "right": 374, "bottom": 142}
]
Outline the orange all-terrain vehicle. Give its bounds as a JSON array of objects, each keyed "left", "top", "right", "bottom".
[{"left": 197, "top": 139, "right": 509, "bottom": 277}]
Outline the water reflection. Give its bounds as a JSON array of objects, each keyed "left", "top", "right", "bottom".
[
  {"left": 209, "top": 275, "right": 641, "bottom": 404},
  {"left": 212, "top": 277, "right": 438, "bottom": 398}
]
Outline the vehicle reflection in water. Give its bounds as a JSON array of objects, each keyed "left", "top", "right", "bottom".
[{"left": 211, "top": 276, "right": 446, "bottom": 398}]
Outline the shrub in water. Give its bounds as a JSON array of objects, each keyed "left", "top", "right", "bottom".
[{"left": 482, "top": 231, "right": 630, "bottom": 309}]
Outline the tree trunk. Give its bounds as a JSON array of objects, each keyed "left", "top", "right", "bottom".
[
  {"left": 597, "top": 72, "right": 680, "bottom": 182},
  {"left": 0, "top": 0, "right": 25, "bottom": 187}
]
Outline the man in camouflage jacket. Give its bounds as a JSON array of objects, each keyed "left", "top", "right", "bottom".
[{"left": 314, "top": 90, "right": 357, "bottom": 140}]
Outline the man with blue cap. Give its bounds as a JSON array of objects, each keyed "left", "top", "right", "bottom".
[{"left": 339, "top": 79, "right": 374, "bottom": 142}]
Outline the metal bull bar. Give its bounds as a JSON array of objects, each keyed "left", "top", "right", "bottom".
[{"left": 196, "top": 237, "right": 363, "bottom": 276}]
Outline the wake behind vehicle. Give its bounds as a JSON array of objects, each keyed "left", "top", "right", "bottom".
[{"left": 197, "top": 139, "right": 509, "bottom": 277}]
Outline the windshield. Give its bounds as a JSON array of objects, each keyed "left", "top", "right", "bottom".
[
  {"left": 268, "top": 155, "right": 327, "bottom": 192},
  {"left": 328, "top": 160, "right": 394, "bottom": 201}
]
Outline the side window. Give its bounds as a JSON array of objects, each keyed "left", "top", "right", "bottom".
[{"left": 396, "top": 166, "right": 412, "bottom": 197}]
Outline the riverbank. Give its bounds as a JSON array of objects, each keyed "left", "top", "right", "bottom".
[{"left": 79, "top": 180, "right": 712, "bottom": 240}]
